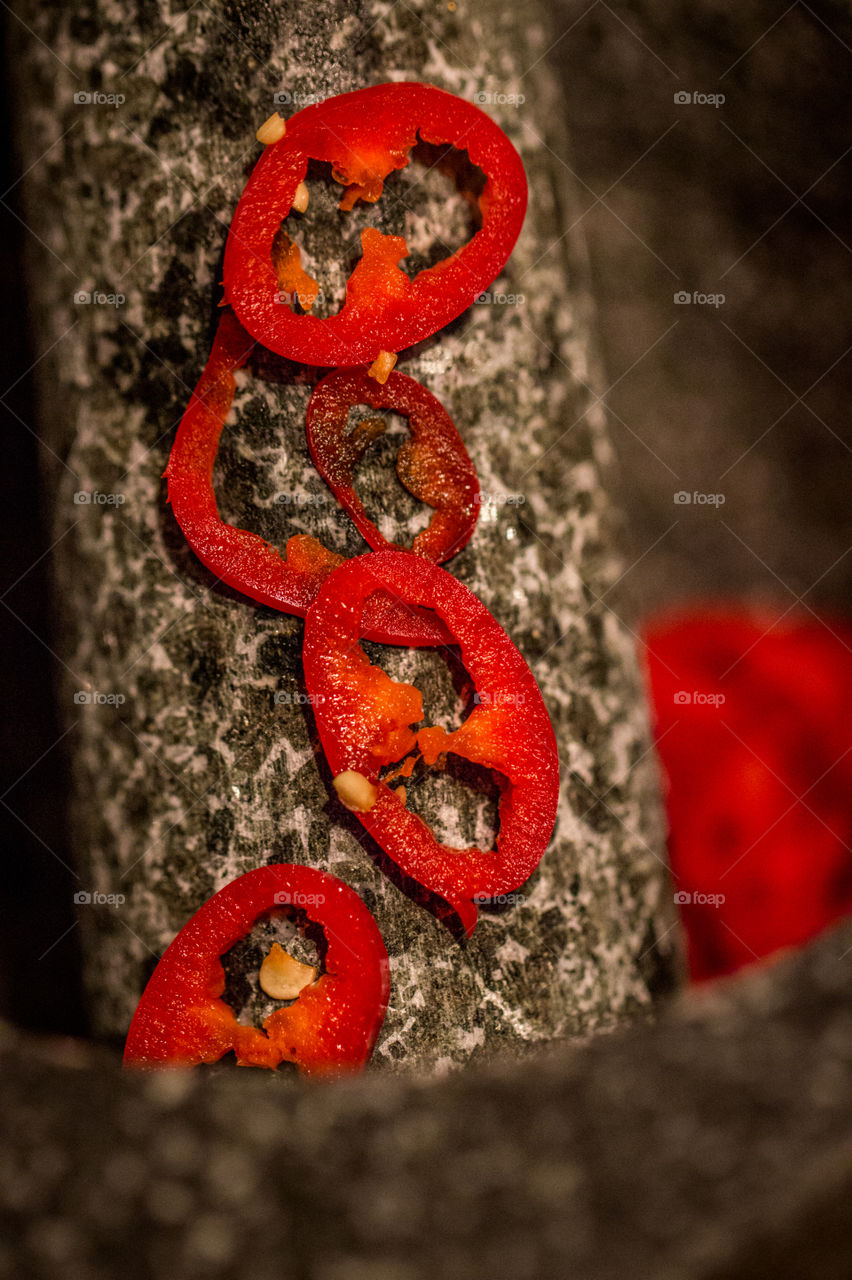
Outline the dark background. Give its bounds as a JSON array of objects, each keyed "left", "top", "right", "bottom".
[
  {"left": 0, "top": 12, "right": 88, "bottom": 1034},
  {"left": 1, "top": 0, "right": 850, "bottom": 1038},
  {"left": 553, "top": 0, "right": 852, "bottom": 619}
]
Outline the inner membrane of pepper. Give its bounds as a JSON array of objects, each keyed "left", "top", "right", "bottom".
[
  {"left": 273, "top": 140, "right": 486, "bottom": 319},
  {"left": 361, "top": 641, "right": 502, "bottom": 850}
]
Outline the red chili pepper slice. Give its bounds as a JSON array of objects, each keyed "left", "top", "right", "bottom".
[
  {"left": 223, "top": 82, "right": 527, "bottom": 367},
  {"left": 164, "top": 309, "right": 450, "bottom": 646},
  {"left": 305, "top": 368, "right": 479, "bottom": 563},
  {"left": 123, "top": 865, "right": 390, "bottom": 1074},
  {"left": 643, "top": 609, "right": 852, "bottom": 982},
  {"left": 302, "top": 551, "right": 559, "bottom": 937}
]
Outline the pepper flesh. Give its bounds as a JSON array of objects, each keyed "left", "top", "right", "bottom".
[
  {"left": 644, "top": 609, "right": 852, "bottom": 982},
  {"left": 123, "top": 865, "right": 389, "bottom": 1075},
  {"left": 223, "top": 82, "right": 528, "bottom": 367},
  {"left": 306, "top": 368, "right": 480, "bottom": 563},
  {"left": 164, "top": 308, "right": 450, "bottom": 647},
  {"left": 303, "top": 551, "right": 559, "bottom": 936}
]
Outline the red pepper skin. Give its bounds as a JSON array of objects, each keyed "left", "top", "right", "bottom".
[
  {"left": 643, "top": 609, "right": 852, "bottom": 982},
  {"left": 305, "top": 368, "right": 479, "bottom": 563},
  {"left": 123, "top": 865, "right": 390, "bottom": 1075},
  {"left": 302, "top": 551, "right": 559, "bottom": 937},
  {"left": 223, "top": 83, "right": 527, "bottom": 367},
  {"left": 164, "top": 309, "right": 450, "bottom": 647}
]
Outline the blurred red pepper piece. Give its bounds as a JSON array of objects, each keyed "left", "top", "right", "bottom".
[
  {"left": 643, "top": 609, "right": 852, "bottom": 981},
  {"left": 223, "top": 82, "right": 527, "bottom": 367},
  {"left": 303, "top": 550, "right": 559, "bottom": 937},
  {"left": 305, "top": 367, "right": 479, "bottom": 563},
  {"left": 123, "top": 865, "right": 389, "bottom": 1075},
  {"left": 164, "top": 309, "right": 450, "bottom": 646}
]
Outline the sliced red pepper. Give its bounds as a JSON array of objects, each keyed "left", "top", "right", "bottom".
[
  {"left": 164, "top": 308, "right": 449, "bottom": 646},
  {"left": 305, "top": 368, "right": 479, "bottom": 563},
  {"left": 302, "top": 551, "right": 559, "bottom": 937},
  {"left": 123, "top": 865, "right": 390, "bottom": 1074},
  {"left": 223, "top": 82, "right": 527, "bottom": 367},
  {"left": 643, "top": 609, "right": 852, "bottom": 982}
]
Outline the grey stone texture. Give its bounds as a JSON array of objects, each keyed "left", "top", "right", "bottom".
[
  {"left": 0, "top": 915, "right": 849, "bottom": 1279},
  {"left": 10, "top": 0, "right": 677, "bottom": 1065}
]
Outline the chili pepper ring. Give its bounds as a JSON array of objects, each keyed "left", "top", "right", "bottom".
[
  {"left": 123, "top": 864, "right": 390, "bottom": 1074},
  {"left": 305, "top": 367, "right": 480, "bottom": 563},
  {"left": 223, "top": 82, "right": 528, "bottom": 366},
  {"left": 164, "top": 309, "right": 451, "bottom": 647},
  {"left": 303, "top": 551, "right": 560, "bottom": 937}
]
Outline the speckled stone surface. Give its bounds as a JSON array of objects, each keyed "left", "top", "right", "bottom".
[
  {"left": 0, "top": 916, "right": 850, "bottom": 1278},
  {"left": 11, "top": 0, "right": 678, "bottom": 1063}
]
